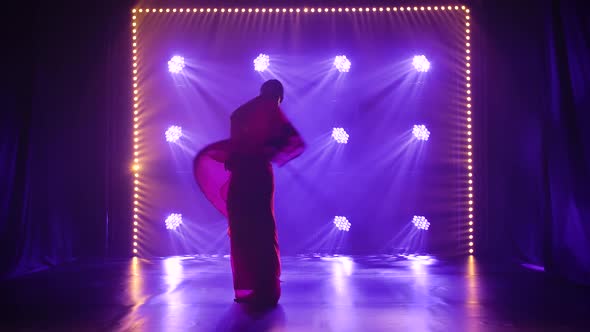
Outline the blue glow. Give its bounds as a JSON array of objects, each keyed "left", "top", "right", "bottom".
[
  {"left": 253, "top": 53, "right": 270, "bottom": 72},
  {"left": 412, "top": 216, "right": 430, "bottom": 230},
  {"left": 412, "top": 55, "right": 430, "bottom": 72},
  {"left": 168, "top": 55, "right": 185, "bottom": 73},
  {"left": 334, "top": 216, "right": 351, "bottom": 231},
  {"left": 412, "top": 125, "right": 430, "bottom": 141},
  {"left": 333, "top": 55, "right": 351, "bottom": 73},
  {"left": 165, "top": 125, "right": 183, "bottom": 143},
  {"left": 165, "top": 213, "right": 183, "bottom": 230},
  {"left": 332, "top": 127, "right": 350, "bottom": 144}
]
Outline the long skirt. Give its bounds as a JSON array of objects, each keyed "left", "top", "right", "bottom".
[{"left": 226, "top": 157, "right": 281, "bottom": 305}]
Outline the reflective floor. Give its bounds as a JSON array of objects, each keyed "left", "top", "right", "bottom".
[{"left": 1, "top": 255, "right": 589, "bottom": 331}]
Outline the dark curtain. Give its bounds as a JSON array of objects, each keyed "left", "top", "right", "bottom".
[
  {"left": 543, "top": 0, "right": 590, "bottom": 283},
  {"left": 475, "top": 0, "right": 590, "bottom": 284},
  {"left": 1, "top": 0, "right": 588, "bottom": 285},
  {"left": 0, "top": 1, "right": 133, "bottom": 277}
]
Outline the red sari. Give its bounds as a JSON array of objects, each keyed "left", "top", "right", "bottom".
[{"left": 194, "top": 96, "right": 304, "bottom": 305}]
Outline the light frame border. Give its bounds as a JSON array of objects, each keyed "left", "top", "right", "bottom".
[{"left": 130, "top": 5, "right": 474, "bottom": 256}]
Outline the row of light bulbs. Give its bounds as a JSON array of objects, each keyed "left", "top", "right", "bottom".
[
  {"left": 463, "top": 14, "right": 475, "bottom": 255},
  {"left": 132, "top": 6, "right": 470, "bottom": 14}
]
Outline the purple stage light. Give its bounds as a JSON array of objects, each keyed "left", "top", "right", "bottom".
[
  {"left": 168, "top": 55, "right": 185, "bottom": 73},
  {"left": 412, "top": 125, "right": 430, "bottom": 141},
  {"left": 412, "top": 55, "right": 430, "bottom": 72},
  {"left": 333, "top": 55, "right": 351, "bottom": 73},
  {"left": 332, "top": 127, "right": 349, "bottom": 144},
  {"left": 334, "top": 216, "right": 351, "bottom": 231},
  {"left": 165, "top": 125, "right": 183, "bottom": 143},
  {"left": 253, "top": 53, "right": 270, "bottom": 72},
  {"left": 165, "top": 213, "right": 183, "bottom": 230},
  {"left": 412, "top": 216, "right": 430, "bottom": 230}
]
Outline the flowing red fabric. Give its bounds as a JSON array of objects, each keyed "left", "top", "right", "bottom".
[{"left": 194, "top": 96, "right": 304, "bottom": 305}]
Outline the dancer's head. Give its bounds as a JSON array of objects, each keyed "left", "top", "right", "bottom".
[{"left": 260, "top": 79, "right": 284, "bottom": 104}]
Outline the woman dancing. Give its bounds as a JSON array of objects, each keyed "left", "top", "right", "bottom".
[{"left": 194, "top": 79, "right": 305, "bottom": 306}]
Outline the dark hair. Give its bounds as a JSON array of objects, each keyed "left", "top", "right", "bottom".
[{"left": 260, "top": 79, "right": 284, "bottom": 103}]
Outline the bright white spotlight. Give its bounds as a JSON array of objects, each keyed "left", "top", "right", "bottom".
[
  {"left": 333, "top": 55, "right": 351, "bottom": 73},
  {"left": 412, "top": 124, "right": 430, "bottom": 141},
  {"left": 332, "top": 127, "right": 349, "bottom": 144},
  {"left": 412, "top": 55, "right": 431, "bottom": 72},
  {"left": 412, "top": 216, "right": 430, "bottom": 230},
  {"left": 165, "top": 125, "right": 183, "bottom": 143},
  {"left": 253, "top": 53, "right": 270, "bottom": 72},
  {"left": 333, "top": 216, "right": 351, "bottom": 231},
  {"left": 165, "top": 213, "right": 183, "bottom": 230},
  {"left": 168, "top": 55, "right": 185, "bottom": 74}
]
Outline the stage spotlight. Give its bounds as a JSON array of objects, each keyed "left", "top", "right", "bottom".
[
  {"left": 412, "top": 55, "right": 431, "bottom": 72},
  {"left": 412, "top": 124, "right": 430, "bottom": 141},
  {"left": 165, "top": 125, "right": 183, "bottom": 143},
  {"left": 333, "top": 55, "right": 351, "bottom": 73},
  {"left": 333, "top": 216, "right": 351, "bottom": 231},
  {"left": 253, "top": 53, "right": 270, "bottom": 72},
  {"left": 331, "top": 127, "right": 349, "bottom": 144},
  {"left": 165, "top": 213, "right": 183, "bottom": 230},
  {"left": 412, "top": 216, "right": 430, "bottom": 230},
  {"left": 168, "top": 55, "right": 185, "bottom": 74}
]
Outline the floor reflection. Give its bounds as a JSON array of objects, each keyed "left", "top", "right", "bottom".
[{"left": 215, "top": 304, "right": 287, "bottom": 332}]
